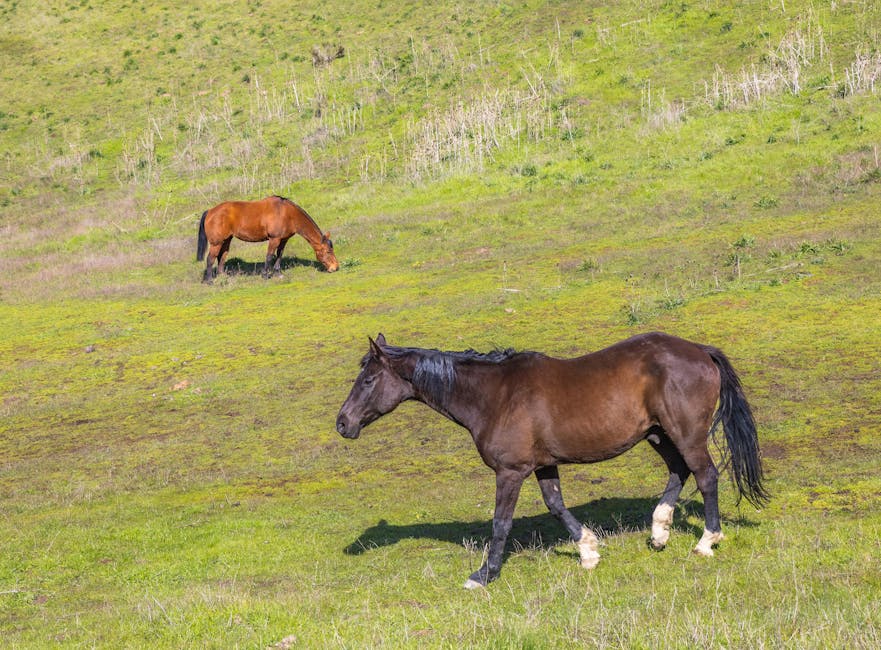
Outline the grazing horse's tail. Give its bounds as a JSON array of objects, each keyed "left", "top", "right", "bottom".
[
  {"left": 703, "top": 345, "right": 770, "bottom": 508},
  {"left": 196, "top": 211, "right": 208, "bottom": 261}
]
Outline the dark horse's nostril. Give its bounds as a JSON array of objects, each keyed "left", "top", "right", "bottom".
[{"left": 336, "top": 418, "right": 347, "bottom": 435}]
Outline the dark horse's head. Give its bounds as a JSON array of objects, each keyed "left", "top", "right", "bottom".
[
  {"left": 316, "top": 232, "right": 340, "bottom": 272},
  {"left": 336, "top": 334, "right": 413, "bottom": 439}
]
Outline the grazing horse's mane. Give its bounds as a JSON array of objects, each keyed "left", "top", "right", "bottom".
[{"left": 273, "top": 195, "right": 325, "bottom": 239}]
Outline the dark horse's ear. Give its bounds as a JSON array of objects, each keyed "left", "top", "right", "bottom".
[
  {"left": 369, "top": 334, "right": 387, "bottom": 360},
  {"left": 375, "top": 333, "right": 387, "bottom": 347}
]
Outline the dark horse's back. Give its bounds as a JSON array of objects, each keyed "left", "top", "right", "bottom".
[
  {"left": 484, "top": 332, "right": 766, "bottom": 505},
  {"left": 496, "top": 332, "right": 717, "bottom": 462}
]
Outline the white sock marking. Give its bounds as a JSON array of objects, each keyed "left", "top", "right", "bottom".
[
  {"left": 651, "top": 503, "right": 674, "bottom": 549},
  {"left": 577, "top": 526, "right": 600, "bottom": 569},
  {"left": 693, "top": 528, "right": 724, "bottom": 557}
]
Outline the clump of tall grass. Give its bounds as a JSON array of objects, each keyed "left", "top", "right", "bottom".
[
  {"left": 640, "top": 81, "right": 686, "bottom": 130},
  {"left": 115, "top": 124, "right": 160, "bottom": 186},
  {"left": 402, "top": 81, "right": 562, "bottom": 180},
  {"left": 841, "top": 50, "right": 881, "bottom": 96},
  {"left": 705, "top": 9, "right": 827, "bottom": 109}
]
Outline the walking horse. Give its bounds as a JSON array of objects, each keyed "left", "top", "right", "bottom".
[{"left": 336, "top": 332, "right": 768, "bottom": 588}]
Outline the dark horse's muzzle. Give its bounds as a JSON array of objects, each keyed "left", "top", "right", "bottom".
[{"left": 335, "top": 414, "right": 360, "bottom": 439}]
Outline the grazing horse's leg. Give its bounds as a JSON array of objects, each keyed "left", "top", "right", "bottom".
[
  {"left": 464, "top": 467, "right": 529, "bottom": 589},
  {"left": 273, "top": 237, "right": 290, "bottom": 274},
  {"left": 264, "top": 238, "right": 282, "bottom": 278},
  {"left": 204, "top": 243, "right": 223, "bottom": 283},
  {"left": 646, "top": 431, "right": 692, "bottom": 549},
  {"left": 535, "top": 466, "right": 600, "bottom": 569},
  {"left": 216, "top": 237, "right": 232, "bottom": 276}
]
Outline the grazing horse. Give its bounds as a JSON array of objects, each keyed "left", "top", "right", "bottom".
[
  {"left": 196, "top": 195, "right": 339, "bottom": 282},
  {"left": 336, "top": 332, "right": 768, "bottom": 589}
]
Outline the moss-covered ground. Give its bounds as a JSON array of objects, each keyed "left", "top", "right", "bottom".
[{"left": 2, "top": 1, "right": 880, "bottom": 647}]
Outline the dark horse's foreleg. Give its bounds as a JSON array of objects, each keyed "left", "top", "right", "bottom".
[
  {"left": 535, "top": 466, "right": 600, "bottom": 569},
  {"left": 464, "top": 468, "right": 529, "bottom": 589},
  {"left": 646, "top": 431, "right": 692, "bottom": 550}
]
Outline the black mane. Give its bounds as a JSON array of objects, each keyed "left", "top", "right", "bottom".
[{"left": 379, "top": 346, "right": 526, "bottom": 408}]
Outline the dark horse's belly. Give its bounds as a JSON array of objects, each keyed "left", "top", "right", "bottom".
[{"left": 542, "top": 428, "right": 651, "bottom": 465}]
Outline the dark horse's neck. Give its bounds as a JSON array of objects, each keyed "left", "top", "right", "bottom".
[{"left": 389, "top": 346, "right": 523, "bottom": 432}]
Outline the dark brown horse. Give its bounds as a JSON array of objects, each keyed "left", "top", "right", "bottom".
[
  {"left": 196, "top": 195, "right": 339, "bottom": 282},
  {"left": 336, "top": 332, "right": 768, "bottom": 588}
]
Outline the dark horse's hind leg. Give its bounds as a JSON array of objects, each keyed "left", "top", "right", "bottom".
[
  {"left": 464, "top": 467, "right": 529, "bottom": 589},
  {"left": 652, "top": 427, "right": 723, "bottom": 556},
  {"left": 646, "top": 430, "right": 692, "bottom": 550},
  {"left": 684, "top": 447, "right": 722, "bottom": 556},
  {"left": 535, "top": 466, "right": 600, "bottom": 569}
]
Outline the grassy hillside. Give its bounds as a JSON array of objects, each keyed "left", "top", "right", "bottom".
[{"left": 1, "top": 0, "right": 880, "bottom": 647}]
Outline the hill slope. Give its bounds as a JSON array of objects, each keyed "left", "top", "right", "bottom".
[{"left": 1, "top": 1, "right": 880, "bottom": 647}]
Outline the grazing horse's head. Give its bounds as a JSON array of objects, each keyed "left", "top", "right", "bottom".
[
  {"left": 336, "top": 334, "right": 413, "bottom": 439},
  {"left": 316, "top": 232, "right": 339, "bottom": 272}
]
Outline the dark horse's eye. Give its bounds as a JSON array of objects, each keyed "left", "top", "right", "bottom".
[{"left": 363, "top": 375, "right": 375, "bottom": 387}]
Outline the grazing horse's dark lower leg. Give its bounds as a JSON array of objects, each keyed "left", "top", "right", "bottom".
[
  {"left": 216, "top": 238, "right": 232, "bottom": 276},
  {"left": 203, "top": 243, "right": 222, "bottom": 283},
  {"left": 264, "top": 238, "right": 282, "bottom": 278},
  {"left": 646, "top": 431, "right": 692, "bottom": 549},
  {"left": 535, "top": 466, "right": 600, "bottom": 568},
  {"left": 464, "top": 468, "right": 528, "bottom": 589},
  {"left": 273, "top": 237, "right": 289, "bottom": 273}
]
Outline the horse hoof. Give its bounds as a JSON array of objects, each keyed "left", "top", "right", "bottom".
[
  {"left": 463, "top": 578, "right": 485, "bottom": 590},
  {"left": 580, "top": 553, "right": 600, "bottom": 570},
  {"left": 693, "top": 529, "right": 724, "bottom": 557},
  {"left": 577, "top": 526, "right": 600, "bottom": 569},
  {"left": 650, "top": 529, "right": 670, "bottom": 550}
]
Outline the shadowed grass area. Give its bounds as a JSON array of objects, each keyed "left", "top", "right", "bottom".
[{"left": 2, "top": 0, "right": 881, "bottom": 647}]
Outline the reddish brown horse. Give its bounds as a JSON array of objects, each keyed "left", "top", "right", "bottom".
[
  {"left": 197, "top": 195, "right": 339, "bottom": 282},
  {"left": 336, "top": 332, "right": 768, "bottom": 588}
]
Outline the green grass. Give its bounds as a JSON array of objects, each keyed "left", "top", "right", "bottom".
[{"left": 2, "top": 0, "right": 881, "bottom": 647}]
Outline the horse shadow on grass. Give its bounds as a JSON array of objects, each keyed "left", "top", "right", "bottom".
[
  {"left": 222, "top": 256, "right": 323, "bottom": 276},
  {"left": 344, "top": 496, "right": 759, "bottom": 560}
]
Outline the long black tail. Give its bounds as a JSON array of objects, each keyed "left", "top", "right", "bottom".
[
  {"left": 196, "top": 211, "right": 208, "bottom": 261},
  {"left": 703, "top": 345, "right": 770, "bottom": 508}
]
